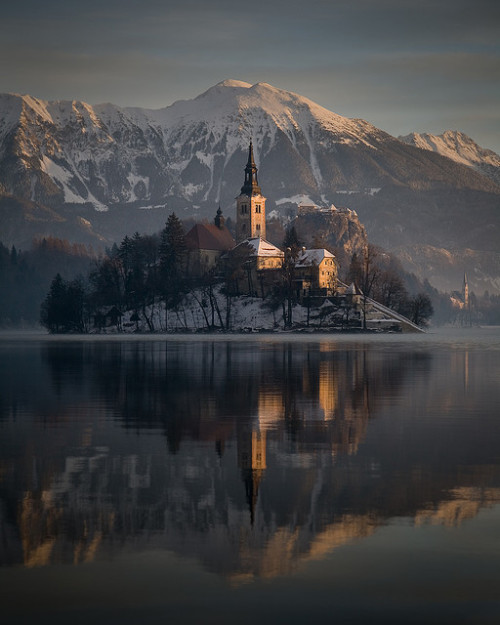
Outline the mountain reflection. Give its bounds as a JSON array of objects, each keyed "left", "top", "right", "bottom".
[{"left": 1, "top": 338, "right": 500, "bottom": 579}]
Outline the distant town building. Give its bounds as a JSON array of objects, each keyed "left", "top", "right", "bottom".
[{"left": 450, "top": 272, "right": 472, "bottom": 326}]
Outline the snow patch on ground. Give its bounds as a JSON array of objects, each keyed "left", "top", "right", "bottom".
[
  {"left": 97, "top": 283, "right": 418, "bottom": 334},
  {"left": 119, "top": 289, "right": 312, "bottom": 333}
]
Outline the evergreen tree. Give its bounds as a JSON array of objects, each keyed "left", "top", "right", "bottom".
[
  {"left": 40, "top": 274, "right": 68, "bottom": 333},
  {"left": 89, "top": 256, "right": 123, "bottom": 311},
  {"left": 40, "top": 274, "right": 88, "bottom": 333},
  {"left": 283, "top": 225, "right": 302, "bottom": 257},
  {"left": 159, "top": 214, "right": 188, "bottom": 329}
]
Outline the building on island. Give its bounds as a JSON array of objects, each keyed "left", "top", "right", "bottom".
[
  {"left": 180, "top": 140, "right": 422, "bottom": 331},
  {"left": 227, "top": 237, "right": 284, "bottom": 297},
  {"left": 294, "top": 248, "right": 338, "bottom": 297},
  {"left": 184, "top": 142, "right": 342, "bottom": 300}
]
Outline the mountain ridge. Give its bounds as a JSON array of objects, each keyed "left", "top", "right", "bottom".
[
  {"left": 398, "top": 130, "right": 500, "bottom": 186},
  {"left": 0, "top": 81, "right": 499, "bottom": 293}
]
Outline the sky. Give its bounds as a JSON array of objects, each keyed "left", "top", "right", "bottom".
[{"left": 1, "top": 0, "right": 499, "bottom": 152}]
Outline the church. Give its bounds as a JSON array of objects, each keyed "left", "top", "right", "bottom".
[{"left": 186, "top": 140, "right": 339, "bottom": 298}]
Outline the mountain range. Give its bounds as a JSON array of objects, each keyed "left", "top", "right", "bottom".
[{"left": 0, "top": 79, "right": 499, "bottom": 293}]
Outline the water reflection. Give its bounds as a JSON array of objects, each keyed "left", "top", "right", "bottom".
[{"left": 0, "top": 337, "right": 499, "bottom": 581}]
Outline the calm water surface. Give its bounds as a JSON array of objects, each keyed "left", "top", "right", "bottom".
[{"left": 0, "top": 328, "right": 499, "bottom": 624}]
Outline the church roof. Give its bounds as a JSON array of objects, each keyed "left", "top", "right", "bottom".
[
  {"left": 185, "top": 223, "right": 235, "bottom": 252},
  {"left": 233, "top": 237, "right": 284, "bottom": 258},
  {"left": 296, "top": 248, "right": 335, "bottom": 267},
  {"left": 239, "top": 141, "right": 262, "bottom": 196}
]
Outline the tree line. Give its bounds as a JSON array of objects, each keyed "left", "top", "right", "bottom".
[
  {"left": 0, "top": 237, "right": 95, "bottom": 327},
  {"left": 4, "top": 216, "right": 496, "bottom": 332},
  {"left": 38, "top": 216, "right": 438, "bottom": 333},
  {"left": 345, "top": 243, "right": 435, "bottom": 328},
  {"left": 40, "top": 214, "right": 188, "bottom": 333}
]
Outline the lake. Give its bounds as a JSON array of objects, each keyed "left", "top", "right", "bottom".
[{"left": 1, "top": 328, "right": 500, "bottom": 624}]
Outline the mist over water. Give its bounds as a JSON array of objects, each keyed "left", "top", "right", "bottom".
[{"left": 1, "top": 328, "right": 499, "bottom": 624}]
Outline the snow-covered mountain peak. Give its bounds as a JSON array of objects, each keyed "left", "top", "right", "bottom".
[
  {"left": 212, "top": 79, "right": 253, "bottom": 89},
  {"left": 1, "top": 80, "right": 498, "bottom": 233},
  {"left": 400, "top": 130, "right": 500, "bottom": 164},
  {"left": 153, "top": 79, "right": 382, "bottom": 153},
  {"left": 399, "top": 130, "right": 500, "bottom": 185},
  {"left": 0, "top": 93, "right": 109, "bottom": 136}
]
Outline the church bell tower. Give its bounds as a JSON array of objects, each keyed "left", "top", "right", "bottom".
[{"left": 236, "top": 141, "right": 266, "bottom": 242}]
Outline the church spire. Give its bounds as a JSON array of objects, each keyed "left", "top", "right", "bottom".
[
  {"left": 236, "top": 140, "right": 266, "bottom": 242},
  {"left": 240, "top": 141, "right": 261, "bottom": 195},
  {"left": 463, "top": 271, "right": 469, "bottom": 306},
  {"left": 214, "top": 205, "right": 225, "bottom": 229}
]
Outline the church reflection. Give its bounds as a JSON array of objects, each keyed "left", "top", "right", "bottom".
[{"left": 1, "top": 338, "right": 500, "bottom": 578}]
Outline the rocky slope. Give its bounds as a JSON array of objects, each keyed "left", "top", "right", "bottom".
[
  {"left": 393, "top": 244, "right": 500, "bottom": 296},
  {"left": 293, "top": 206, "right": 368, "bottom": 271},
  {"left": 1, "top": 81, "right": 499, "bottom": 293}
]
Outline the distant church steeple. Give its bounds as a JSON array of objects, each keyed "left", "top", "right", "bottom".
[
  {"left": 462, "top": 272, "right": 469, "bottom": 307},
  {"left": 236, "top": 141, "right": 266, "bottom": 242},
  {"left": 214, "top": 206, "right": 225, "bottom": 229}
]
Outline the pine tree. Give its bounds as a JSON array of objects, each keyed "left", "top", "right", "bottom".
[
  {"left": 40, "top": 274, "right": 89, "bottom": 333},
  {"left": 159, "top": 214, "right": 188, "bottom": 329},
  {"left": 40, "top": 274, "right": 68, "bottom": 333},
  {"left": 282, "top": 225, "right": 301, "bottom": 258}
]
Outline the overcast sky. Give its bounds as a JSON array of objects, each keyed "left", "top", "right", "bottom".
[{"left": 1, "top": 0, "right": 499, "bottom": 152}]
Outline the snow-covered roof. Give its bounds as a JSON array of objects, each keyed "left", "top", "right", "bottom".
[
  {"left": 296, "top": 248, "right": 335, "bottom": 267},
  {"left": 233, "top": 237, "right": 284, "bottom": 258}
]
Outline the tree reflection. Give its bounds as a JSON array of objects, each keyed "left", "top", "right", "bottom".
[{"left": 1, "top": 339, "right": 500, "bottom": 579}]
